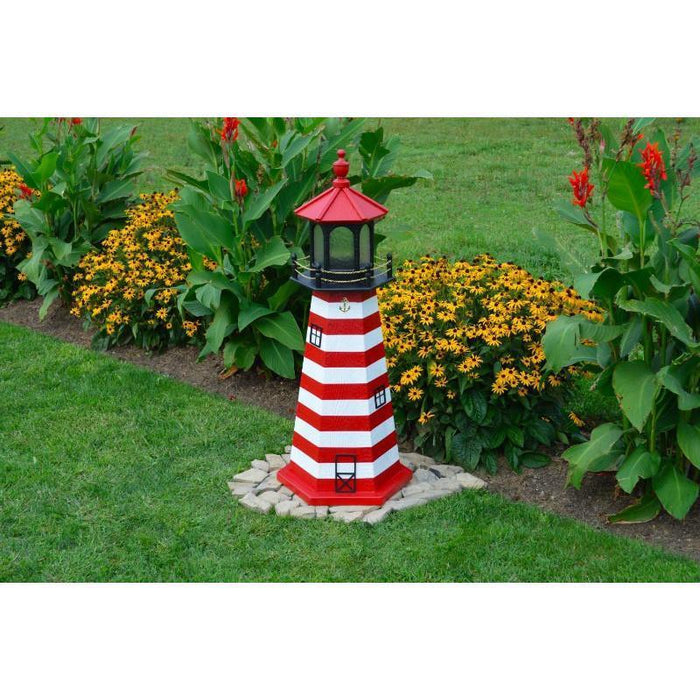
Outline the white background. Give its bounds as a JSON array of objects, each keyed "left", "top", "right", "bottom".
[{"left": 2, "top": 1, "right": 699, "bottom": 698}]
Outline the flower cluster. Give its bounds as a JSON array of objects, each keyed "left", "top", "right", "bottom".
[
  {"left": 378, "top": 255, "right": 601, "bottom": 467},
  {"left": 0, "top": 168, "right": 34, "bottom": 301},
  {"left": 569, "top": 166, "right": 594, "bottom": 208},
  {"left": 638, "top": 141, "right": 667, "bottom": 197},
  {"left": 71, "top": 191, "right": 203, "bottom": 349},
  {"left": 220, "top": 117, "right": 241, "bottom": 143}
]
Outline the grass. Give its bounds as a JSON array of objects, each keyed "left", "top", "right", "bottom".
[{"left": 1, "top": 321, "right": 698, "bottom": 582}]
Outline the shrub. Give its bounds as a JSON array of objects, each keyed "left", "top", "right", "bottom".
[
  {"left": 378, "top": 255, "right": 602, "bottom": 472},
  {"left": 543, "top": 118, "right": 700, "bottom": 522},
  {"left": 0, "top": 169, "right": 35, "bottom": 303},
  {"left": 71, "top": 191, "right": 203, "bottom": 350},
  {"left": 8, "top": 118, "right": 146, "bottom": 317},
  {"left": 169, "top": 117, "right": 430, "bottom": 379}
]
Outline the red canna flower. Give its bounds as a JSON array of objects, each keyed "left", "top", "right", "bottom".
[
  {"left": 70, "top": 117, "right": 82, "bottom": 125},
  {"left": 638, "top": 141, "right": 667, "bottom": 197},
  {"left": 234, "top": 178, "right": 248, "bottom": 200},
  {"left": 18, "top": 184, "right": 34, "bottom": 200},
  {"left": 220, "top": 117, "right": 241, "bottom": 143},
  {"left": 568, "top": 166, "right": 594, "bottom": 208}
]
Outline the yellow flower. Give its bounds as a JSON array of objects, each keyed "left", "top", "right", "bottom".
[
  {"left": 418, "top": 410, "right": 435, "bottom": 425},
  {"left": 569, "top": 411, "right": 584, "bottom": 428},
  {"left": 407, "top": 387, "right": 424, "bottom": 401}
]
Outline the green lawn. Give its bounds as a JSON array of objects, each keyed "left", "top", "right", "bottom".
[{"left": 1, "top": 322, "right": 697, "bottom": 582}]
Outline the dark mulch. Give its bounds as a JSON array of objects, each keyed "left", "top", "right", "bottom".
[{"left": 2, "top": 297, "right": 699, "bottom": 562}]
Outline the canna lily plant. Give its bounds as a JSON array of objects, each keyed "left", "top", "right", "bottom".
[{"left": 543, "top": 118, "right": 700, "bottom": 521}]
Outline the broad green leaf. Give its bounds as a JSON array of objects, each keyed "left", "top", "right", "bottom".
[
  {"left": 281, "top": 132, "right": 316, "bottom": 167},
  {"left": 38, "top": 283, "right": 59, "bottom": 320},
  {"left": 462, "top": 391, "right": 487, "bottom": 424},
  {"left": 604, "top": 158, "right": 653, "bottom": 221},
  {"left": 562, "top": 423, "right": 624, "bottom": 488},
  {"left": 238, "top": 301, "right": 274, "bottom": 331},
  {"left": 11, "top": 199, "right": 49, "bottom": 236},
  {"left": 519, "top": 451, "right": 550, "bottom": 469},
  {"left": 35, "top": 151, "right": 58, "bottom": 184},
  {"left": 542, "top": 315, "right": 582, "bottom": 372},
  {"left": 616, "top": 447, "right": 661, "bottom": 494},
  {"left": 96, "top": 179, "right": 135, "bottom": 204},
  {"left": 223, "top": 339, "right": 257, "bottom": 371},
  {"left": 553, "top": 200, "right": 597, "bottom": 232},
  {"left": 656, "top": 364, "right": 700, "bottom": 411},
  {"left": 632, "top": 117, "right": 655, "bottom": 134},
  {"left": 619, "top": 315, "right": 644, "bottom": 357},
  {"left": 7, "top": 152, "right": 38, "bottom": 188},
  {"left": 653, "top": 464, "right": 699, "bottom": 520},
  {"left": 174, "top": 211, "right": 220, "bottom": 261},
  {"left": 452, "top": 432, "right": 482, "bottom": 470},
  {"left": 253, "top": 311, "right": 305, "bottom": 352},
  {"left": 184, "top": 206, "right": 234, "bottom": 251},
  {"left": 206, "top": 170, "right": 232, "bottom": 202},
  {"left": 242, "top": 180, "right": 286, "bottom": 226},
  {"left": 579, "top": 320, "right": 625, "bottom": 343},
  {"left": 612, "top": 360, "right": 659, "bottom": 432},
  {"left": 267, "top": 280, "right": 300, "bottom": 311},
  {"left": 259, "top": 336, "right": 295, "bottom": 379},
  {"left": 677, "top": 422, "right": 700, "bottom": 468},
  {"left": 608, "top": 492, "right": 661, "bottom": 524},
  {"left": 195, "top": 283, "right": 221, "bottom": 310},
  {"left": 198, "top": 295, "right": 236, "bottom": 358},
  {"left": 574, "top": 268, "right": 624, "bottom": 301},
  {"left": 617, "top": 297, "right": 698, "bottom": 348},
  {"left": 248, "top": 236, "right": 290, "bottom": 272}
]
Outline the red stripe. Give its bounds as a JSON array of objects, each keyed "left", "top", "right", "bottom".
[
  {"left": 291, "top": 431, "right": 398, "bottom": 463},
  {"left": 295, "top": 401, "right": 394, "bottom": 431},
  {"left": 313, "top": 290, "right": 376, "bottom": 303},
  {"left": 304, "top": 341, "right": 385, "bottom": 368},
  {"left": 277, "top": 460, "right": 412, "bottom": 505},
  {"left": 307, "top": 311, "right": 382, "bottom": 335},
  {"left": 300, "top": 372, "right": 389, "bottom": 400}
]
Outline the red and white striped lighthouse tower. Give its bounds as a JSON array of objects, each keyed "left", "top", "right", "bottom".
[{"left": 277, "top": 149, "right": 412, "bottom": 505}]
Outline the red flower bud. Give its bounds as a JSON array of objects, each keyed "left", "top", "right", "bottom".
[
  {"left": 71, "top": 117, "right": 82, "bottom": 125},
  {"left": 234, "top": 178, "right": 248, "bottom": 200},
  {"left": 220, "top": 117, "right": 241, "bottom": 143},
  {"left": 568, "top": 167, "right": 594, "bottom": 208},
  {"left": 638, "top": 141, "right": 667, "bottom": 197},
  {"left": 18, "top": 184, "right": 34, "bottom": 200}
]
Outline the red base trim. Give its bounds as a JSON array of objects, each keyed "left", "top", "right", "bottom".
[{"left": 277, "top": 461, "right": 412, "bottom": 506}]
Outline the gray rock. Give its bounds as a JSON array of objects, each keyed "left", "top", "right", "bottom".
[
  {"left": 331, "top": 510, "right": 364, "bottom": 523},
  {"left": 364, "top": 506, "right": 392, "bottom": 525},
  {"left": 399, "top": 451, "right": 436, "bottom": 469},
  {"left": 402, "top": 482, "right": 431, "bottom": 497},
  {"left": 239, "top": 492, "right": 273, "bottom": 514},
  {"left": 389, "top": 490, "right": 405, "bottom": 501},
  {"left": 275, "top": 500, "right": 297, "bottom": 516},
  {"left": 232, "top": 467, "right": 268, "bottom": 484},
  {"left": 315, "top": 506, "right": 329, "bottom": 518},
  {"left": 282, "top": 454, "right": 292, "bottom": 464},
  {"left": 250, "top": 459, "right": 270, "bottom": 472},
  {"left": 228, "top": 482, "right": 255, "bottom": 497},
  {"left": 430, "top": 464, "right": 464, "bottom": 477},
  {"left": 390, "top": 496, "right": 428, "bottom": 512},
  {"left": 284, "top": 445, "right": 292, "bottom": 454},
  {"left": 259, "top": 490, "right": 287, "bottom": 505},
  {"left": 279, "top": 486, "right": 294, "bottom": 498},
  {"left": 292, "top": 495, "right": 306, "bottom": 505},
  {"left": 265, "top": 454, "right": 286, "bottom": 470},
  {"left": 290, "top": 505, "right": 317, "bottom": 519},
  {"left": 454, "top": 472, "right": 487, "bottom": 490},
  {"left": 329, "top": 505, "right": 378, "bottom": 515},
  {"left": 254, "top": 474, "right": 282, "bottom": 493},
  {"left": 430, "top": 477, "right": 462, "bottom": 493},
  {"left": 413, "top": 468, "right": 438, "bottom": 484}
]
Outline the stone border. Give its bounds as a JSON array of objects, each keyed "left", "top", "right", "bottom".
[{"left": 228, "top": 448, "right": 487, "bottom": 524}]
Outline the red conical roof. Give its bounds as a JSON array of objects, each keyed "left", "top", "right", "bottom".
[{"left": 294, "top": 149, "right": 388, "bottom": 224}]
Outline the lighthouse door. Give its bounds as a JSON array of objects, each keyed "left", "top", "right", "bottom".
[{"left": 334, "top": 454, "right": 357, "bottom": 493}]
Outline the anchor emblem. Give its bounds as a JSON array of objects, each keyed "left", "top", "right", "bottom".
[{"left": 339, "top": 297, "right": 351, "bottom": 313}]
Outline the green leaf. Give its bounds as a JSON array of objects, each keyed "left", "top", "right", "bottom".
[
  {"left": 653, "top": 464, "right": 699, "bottom": 520},
  {"left": 608, "top": 492, "right": 661, "bottom": 524},
  {"left": 617, "top": 297, "right": 698, "bottom": 348},
  {"left": 259, "top": 336, "right": 296, "bottom": 379},
  {"left": 253, "top": 311, "right": 305, "bottom": 352},
  {"left": 223, "top": 338, "right": 257, "bottom": 371},
  {"left": 198, "top": 295, "right": 236, "bottom": 358},
  {"left": 194, "top": 283, "right": 221, "bottom": 310},
  {"left": 242, "top": 180, "right": 286, "bottom": 226},
  {"left": 505, "top": 425, "right": 524, "bottom": 448},
  {"left": 619, "top": 315, "right": 644, "bottom": 357},
  {"left": 452, "top": 432, "right": 482, "bottom": 470},
  {"left": 542, "top": 315, "right": 582, "bottom": 372},
  {"left": 616, "top": 447, "right": 661, "bottom": 494},
  {"left": 677, "top": 422, "right": 700, "bottom": 468},
  {"left": 519, "top": 452, "right": 550, "bottom": 469},
  {"left": 38, "top": 284, "right": 59, "bottom": 320},
  {"left": 11, "top": 199, "right": 49, "bottom": 236},
  {"left": 574, "top": 268, "right": 624, "bottom": 301},
  {"left": 96, "top": 179, "right": 135, "bottom": 204},
  {"left": 238, "top": 301, "right": 274, "bottom": 331},
  {"left": 553, "top": 200, "right": 596, "bottom": 232},
  {"left": 656, "top": 364, "right": 700, "bottom": 411},
  {"left": 604, "top": 158, "right": 653, "bottom": 221},
  {"left": 34, "top": 151, "right": 58, "bottom": 185},
  {"left": 248, "top": 236, "right": 290, "bottom": 273},
  {"left": 267, "top": 280, "right": 300, "bottom": 311},
  {"left": 174, "top": 211, "right": 220, "bottom": 261},
  {"left": 562, "top": 423, "right": 624, "bottom": 488},
  {"left": 462, "top": 391, "right": 487, "bottom": 424},
  {"left": 612, "top": 360, "right": 659, "bottom": 432},
  {"left": 206, "top": 170, "right": 232, "bottom": 202},
  {"left": 183, "top": 206, "right": 234, "bottom": 251}
]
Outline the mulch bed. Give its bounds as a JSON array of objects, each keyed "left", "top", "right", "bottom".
[{"left": 2, "top": 297, "right": 699, "bottom": 563}]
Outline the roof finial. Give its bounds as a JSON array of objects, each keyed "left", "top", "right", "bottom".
[{"left": 332, "top": 149, "right": 350, "bottom": 187}]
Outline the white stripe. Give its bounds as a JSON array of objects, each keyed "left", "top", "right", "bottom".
[
  {"left": 301, "top": 356, "right": 387, "bottom": 384},
  {"left": 293, "top": 415, "right": 397, "bottom": 447},
  {"left": 310, "top": 294, "right": 379, "bottom": 320},
  {"left": 290, "top": 444, "right": 400, "bottom": 479},
  {"left": 297, "top": 388, "right": 389, "bottom": 416},
  {"left": 306, "top": 326, "right": 383, "bottom": 352}
]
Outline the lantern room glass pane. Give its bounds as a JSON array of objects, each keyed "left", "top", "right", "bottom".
[
  {"left": 329, "top": 226, "right": 355, "bottom": 269},
  {"left": 359, "top": 224, "right": 371, "bottom": 266},
  {"left": 313, "top": 225, "right": 324, "bottom": 266}
]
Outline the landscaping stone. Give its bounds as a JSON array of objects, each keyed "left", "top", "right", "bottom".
[
  {"left": 265, "top": 454, "right": 286, "bottom": 470},
  {"left": 413, "top": 468, "right": 439, "bottom": 484},
  {"left": 232, "top": 467, "right": 268, "bottom": 484},
  {"left": 251, "top": 459, "right": 270, "bottom": 472},
  {"left": 284, "top": 445, "right": 292, "bottom": 454},
  {"left": 229, "top": 450, "right": 487, "bottom": 524},
  {"left": 240, "top": 492, "right": 273, "bottom": 514}
]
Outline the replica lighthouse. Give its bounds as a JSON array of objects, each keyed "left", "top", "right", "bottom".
[{"left": 277, "top": 149, "right": 412, "bottom": 505}]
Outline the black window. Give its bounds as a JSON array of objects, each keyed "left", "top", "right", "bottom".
[
  {"left": 309, "top": 324, "right": 323, "bottom": 348},
  {"left": 374, "top": 385, "right": 387, "bottom": 409}
]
